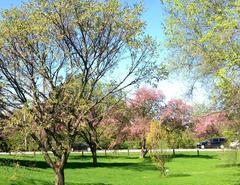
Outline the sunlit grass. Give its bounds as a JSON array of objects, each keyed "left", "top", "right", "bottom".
[{"left": 0, "top": 151, "right": 240, "bottom": 185}]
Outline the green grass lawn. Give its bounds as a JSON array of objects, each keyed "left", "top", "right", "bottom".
[{"left": 0, "top": 151, "right": 240, "bottom": 185}]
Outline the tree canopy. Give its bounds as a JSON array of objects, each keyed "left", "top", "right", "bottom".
[
  {"left": 161, "top": 0, "right": 240, "bottom": 107},
  {"left": 0, "top": 0, "right": 165, "bottom": 184}
]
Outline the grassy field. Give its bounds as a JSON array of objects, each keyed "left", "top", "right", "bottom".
[{"left": 0, "top": 151, "right": 240, "bottom": 185}]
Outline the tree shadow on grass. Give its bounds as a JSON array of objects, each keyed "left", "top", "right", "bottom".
[
  {"left": 9, "top": 179, "right": 51, "bottom": 185},
  {"left": 69, "top": 183, "right": 112, "bottom": 185},
  {"left": 217, "top": 163, "right": 240, "bottom": 168},
  {"left": 10, "top": 178, "right": 114, "bottom": 185},
  {"left": 69, "top": 155, "right": 139, "bottom": 161},
  {"left": 0, "top": 158, "right": 157, "bottom": 172},
  {"left": 231, "top": 172, "right": 240, "bottom": 177},
  {"left": 230, "top": 175, "right": 240, "bottom": 185},
  {"left": 9, "top": 179, "right": 112, "bottom": 185},
  {"left": 0, "top": 158, "right": 49, "bottom": 169},
  {"left": 172, "top": 154, "right": 216, "bottom": 159},
  {"left": 167, "top": 173, "right": 191, "bottom": 178}
]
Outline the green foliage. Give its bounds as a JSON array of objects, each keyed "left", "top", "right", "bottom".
[
  {"left": 97, "top": 127, "right": 115, "bottom": 149},
  {"left": 6, "top": 129, "right": 38, "bottom": 152},
  {"left": 147, "top": 120, "right": 168, "bottom": 148},
  {"left": 161, "top": 0, "right": 240, "bottom": 110},
  {"left": 3, "top": 107, "right": 38, "bottom": 152},
  {"left": 7, "top": 131, "right": 26, "bottom": 152},
  {"left": 222, "top": 150, "right": 240, "bottom": 166},
  {"left": 124, "top": 140, "right": 141, "bottom": 149},
  {"left": 118, "top": 141, "right": 130, "bottom": 149},
  {"left": 0, "top": 139, "right": 9, "bottom": 152},
  {"left": 177, "top": 130, "right": 196, "bottom": 148},
  {"left": 221, "top": 120, "right": 240, "bottom": 143},
  {"left": 147, "top": 120, "right": 170, "bottom": 176},
  {"left": 164, "top": 129, "right": 196, "bottom": 149},
  {"left": 222, "top": 129, "right": 236, "bottom": 143}
]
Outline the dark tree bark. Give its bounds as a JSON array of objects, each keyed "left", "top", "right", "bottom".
[
  {"left": 172, "top": 148, "right": 175, "bottom": 156},
  {"left": 90, "top": 142, "right": 98, "bottom": 167},
  {"left": 80, "top": 126, "right": 99, "bottom": 166},
  {"left": 140, "top": 138, "right": 148, "bottom": 158}
]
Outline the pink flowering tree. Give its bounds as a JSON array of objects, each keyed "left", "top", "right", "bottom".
[
  {"left": 160, "top": 99, "right": 192, "bottom": 153},
  {"left": 194, "top": 112, "right": 228, "bottom": 139},
  {"left": 161, "top": 99, "right": 192, "bottom": 131},
  {"left": 127, "top": 87, "right": 165, "bottom": 158}
]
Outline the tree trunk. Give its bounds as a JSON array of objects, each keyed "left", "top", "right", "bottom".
[
  {"left": 140, "top": 138, "right": 148, "bottom": 158},
  {"left": 43, "top": 152, "right": 68, "bottom": 185},
  {"left": 90, "top": 143, "right": 97, "bottom": 166},
  {"left": 172, "top": 148, "right": 175, "bottom": 156},
  {"left": 54, "top": 167, "right": 64, "bottom": 185},
  {"left": 140, "top": 149, "right": 148, "bottom": 158},
  {"left": 24, "top": 134, "right": 28, "bottom": 151}
]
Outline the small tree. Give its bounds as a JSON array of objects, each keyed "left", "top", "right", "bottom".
[{"left": 147, "top": 120, "right": 169, "bottom": 176}]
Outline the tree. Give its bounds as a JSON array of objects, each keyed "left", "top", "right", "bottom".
[
  {"left": 160, "top": 99, "right": 192, "bottom": 154},
  {"left": 98, "top": 100, "right": 130, "bottom": 150},
  {"left": 0, "top": 83, "right": 5, "bottom": 117},
  {"left": 0, "top": 118, "right": 9, "bottom": 152},
  {"left": 194, "top": 111, "right": 229, "bottom": 139},
  {"left": 161, "top": 0, "right": 240, "bottom": 113},
  {"left": 0, "top": 1, "right": 164, "bottom": 184},
  {"left": 79, "top": 85, "right": 128, "bottom": 166},
  {"left": 3, "top": 107, "right": 39, "bottom": 152},
  {"left": 127, "top": 87, "right": 165, "bottom": 158},
  {"left": 147, "top": 120, "right": 169, "bottom": 176},
  {"left": 0, "top": 83, "right": 9, "bottom": 152}
]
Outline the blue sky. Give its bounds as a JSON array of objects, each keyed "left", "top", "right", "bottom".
[
  {"left": 0, "top": 0, "right": 207, "bottom": 104},
  {"left": 0, "top": 0, "right": 22, "bottom": 9}
]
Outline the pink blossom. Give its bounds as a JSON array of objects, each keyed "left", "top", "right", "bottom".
[
  {"left": 194, "top": 112, "right": 228, "bottom": 138},
  {"left": 127, "top": 87, "right": 165, "bottom": 139},
  {"left": 128, "top": 87, "right": 165, "bottom": 109},
  {"left": 160, "top": 99, "right": 192, "bottom": 130},
  {"left": 129, "top": 117, "right": 150, "bottom": 138}
]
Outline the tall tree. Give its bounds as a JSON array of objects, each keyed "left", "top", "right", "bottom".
[{"left": 0, "top": 1, "right": 164, "bottom": 184}]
